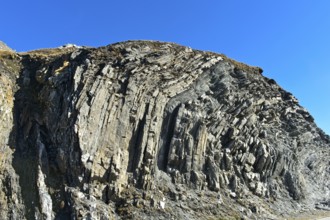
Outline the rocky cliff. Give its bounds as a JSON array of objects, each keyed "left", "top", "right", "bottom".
[{"left": 0, "top": 40, "right": 329, "bottom": 219}]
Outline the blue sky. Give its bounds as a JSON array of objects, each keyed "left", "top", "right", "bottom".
[{"left": 1, "top": 1, "right": 329, "bottom": 134}]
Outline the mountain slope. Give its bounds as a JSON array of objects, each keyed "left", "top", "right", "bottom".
[{"left": 0, "top": 40, "right": 329, "bottom": 219}]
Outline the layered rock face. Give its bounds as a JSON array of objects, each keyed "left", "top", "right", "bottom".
[{"left": 0, "top": 41, "right": 329, "bottom": 219}]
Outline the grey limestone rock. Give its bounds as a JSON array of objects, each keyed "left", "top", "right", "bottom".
[{"left": 0, "top": 40, "right": 329, "bottom": 219}]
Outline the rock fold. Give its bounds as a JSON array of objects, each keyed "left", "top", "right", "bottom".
[{"left": 0, "top": 40, "right": 329, "bottom": 219}]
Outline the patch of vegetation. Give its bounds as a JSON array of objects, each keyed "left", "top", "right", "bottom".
[
  {"left": 0, "top": 51, "right": 21, "bottom": 75},
  {"left": 20, "top": 47, "right": 77, "bottom": 59},
  {"left": 220, "top": 54, "right": 263, "bottom": 74}
]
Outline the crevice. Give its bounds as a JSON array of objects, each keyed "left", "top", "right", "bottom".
[
  {"left": 10, "top": 55, "right": 43, "bottom": 219},
  {"left": 127, "top": 103, "right": 149, "bottom": 172},
  {"left": 9, "top": 53, "right": 87, "bottom": 219},
  {"left": 157, "top": 104, "right": 181, "bottom": 171}
]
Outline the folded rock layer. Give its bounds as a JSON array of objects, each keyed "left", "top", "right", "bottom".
[{"left": 0, "top": 41, "right": 329, "bottom": 219}]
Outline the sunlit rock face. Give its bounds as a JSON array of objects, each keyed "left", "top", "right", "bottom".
[{"left": 0, "top": 40, "right": 329, "bottom": 219}]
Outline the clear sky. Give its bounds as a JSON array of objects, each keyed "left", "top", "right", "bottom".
[{"left": 1, "top": 1, "right": 329, "bottom": 134}]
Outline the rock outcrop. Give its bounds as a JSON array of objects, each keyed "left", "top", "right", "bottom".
[{"left": 0, "top": 40, "right": 329, "bottom": 219}]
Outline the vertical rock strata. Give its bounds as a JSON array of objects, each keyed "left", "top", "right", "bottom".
[
  {"left": 0, "top": 49, "right": 24, "bottom": 219},
  {"left": 0, "top": 41, "right": 329, "bottom": 219}
]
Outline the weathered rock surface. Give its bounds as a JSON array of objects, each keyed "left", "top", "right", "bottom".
[{"left": 0, "top": 40, "right": 329, "bottom": 219}]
